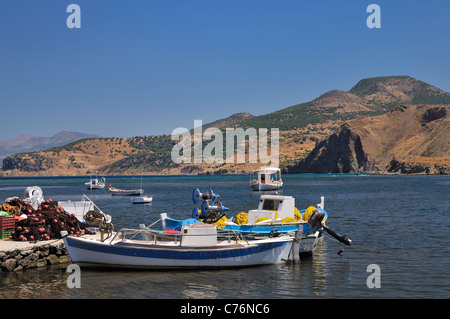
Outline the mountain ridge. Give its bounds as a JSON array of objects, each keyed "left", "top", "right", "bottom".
[
  {"left": 0, "top": 131, "right": 100, "bottom": 160},
  {"left": 238, "top": 75, "right": 450, "bottom": 131}
]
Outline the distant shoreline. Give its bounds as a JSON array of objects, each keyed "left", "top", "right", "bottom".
[{"left": 0, "top": 171, "right": 448, "bottom": 180}]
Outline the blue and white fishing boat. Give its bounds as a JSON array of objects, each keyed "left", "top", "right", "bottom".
[
  {"left": 62, "top": 223, "right": 301, "bottom": 269},
  {"left": 162, "top": 189, "right": 351, "bottom": 258}
]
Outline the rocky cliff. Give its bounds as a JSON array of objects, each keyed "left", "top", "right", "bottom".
[
  {"left": 284, "top": 104, "right": 449, "bottom": 174},
  {"left": 283, "top": 124, "right": 375, "bottom": 173}
]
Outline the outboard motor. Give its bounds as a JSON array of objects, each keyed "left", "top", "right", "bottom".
[{"left": 307, "top": 209, "right": 352, "bottom": 246}]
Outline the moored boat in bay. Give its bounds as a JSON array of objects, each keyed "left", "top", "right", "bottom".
[{"left": 62, "top": 222, "right": 302, "bottom": 269}]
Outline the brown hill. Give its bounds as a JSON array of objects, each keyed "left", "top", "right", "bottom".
[
  {"left": 310, "top": 90, "right": 370, "bottom": 113},
  {"left": 284, "top": 104, "right": 450, "bottom": 174},
  {"left": 1, "top": 137, "right": 140, "bottom": 176},
  {"left": 349, "top": 76, "right": 450, "bottom": 107}
]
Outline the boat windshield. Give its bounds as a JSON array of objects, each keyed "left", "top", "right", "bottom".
[
  {"left": 111, "top": 228, "right": 179, "bottom": 243},
  {"left": 262, "top": 199, "right": 280, "bottom": 210}
]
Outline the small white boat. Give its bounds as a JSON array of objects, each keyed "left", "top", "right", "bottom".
[
  {"left": 250, "top": 166, "right": 283, "bottom": 191},
  {"left": 59, "top": 195, "right": 95, "bottom": 223},
  {"left": 108, "top": 186, "right": 144, "bottom": 196},
  {"left": 62, "top": 223, "right": 302, "bottom": 269},
  {"left": 58, "top": 194, "right": 109, "bottom": 224},
  {"left": 85, "top": 173, "right": 106, "bottom": 190},
  {"left": 131, "top": 196, "right": 153, "bottom": 204},
  {"left": 85, "top": 178, "right": 106, "bottom": 190}
]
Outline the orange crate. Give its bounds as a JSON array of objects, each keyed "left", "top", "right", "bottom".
[{"left": 0, "top": 216, "right": 15, "bottom": 229}]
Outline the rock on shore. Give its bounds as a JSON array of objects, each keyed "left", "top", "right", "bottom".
[{"left": 0, "top": 240, "right": 71, "bottom": 272}]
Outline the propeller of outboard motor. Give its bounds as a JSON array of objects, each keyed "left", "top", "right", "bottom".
[{"left": 307, "top": 209, "right": 352, "bottom": 246}]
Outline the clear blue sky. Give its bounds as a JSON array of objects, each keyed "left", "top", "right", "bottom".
[{"left": 1, "top": 0, "right": 449, "bottom": 139}]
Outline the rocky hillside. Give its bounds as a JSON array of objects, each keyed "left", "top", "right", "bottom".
[
  {"left": 284, "top": 104, "right": 449, "bottom": 174},
  {"left": 1, "top": 76, "right": 449, "bottom": 176}
]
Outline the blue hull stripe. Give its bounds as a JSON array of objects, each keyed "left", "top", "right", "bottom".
[{"left": 66, "top": 237, "right": 289, "bottom": 260}]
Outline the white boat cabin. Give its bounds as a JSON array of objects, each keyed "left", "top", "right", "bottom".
[
  {"left": 247, "top": 195, "right": 295, "bottom": 224},
  {"left": 181, "top": 223, "right": 217, "bottom": 246},
  {"left": 250, "top": 167, "right": 283, "bottom": 191}
]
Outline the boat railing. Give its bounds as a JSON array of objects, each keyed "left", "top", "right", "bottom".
[
  {"left": 110, "top": 227, "right": 181, "bottom": 244},
  {"left": 81, "top": 194, "right": 105, "bottom": 215}
]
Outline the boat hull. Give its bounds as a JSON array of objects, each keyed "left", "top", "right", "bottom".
[
  {"left": 131, "top": 196, "right": 153, "bottom": 204},
  {"left": 63, "top": 236, "right": 294, "bottom": 269},
  {"left": 222, "top": 223, "right": 320, "bottom": 257},
  {"left": 109, "top": 188, "right": 144, "bottom": 196},
  {"left": 85, "top": 183, "right": 105, "bottom": 190},
  {"left": 250, "top": 182, "right": 282, "bottom": 191}
]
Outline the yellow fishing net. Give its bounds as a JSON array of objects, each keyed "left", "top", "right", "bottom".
[
  {"left": 302, "top": 206, "right": 317, "bottom": 221},
  {"left": 281, "top": 216, "right": 297, "bottom": 223},
  {"left": 1, "top": 203, "right": 19, "bottom": 215},
  {"left": 294, "top": 207, "right": 302, "bottom": 221},
  {"left": 302, "top": 206, "right": 326, "bottom": 222},
  {"left": 255, "top": 217, "right": 271, "bottom": 223},
  {"left": 234, "top": 212, "right": 248, "bottom": 225},
  {"left": 214, "top": 216, "right": 229, "bottom": 229}
]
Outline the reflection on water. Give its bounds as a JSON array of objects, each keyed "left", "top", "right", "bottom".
[{"left": 0, "top": 264, "right": 70, "bottom": 299}]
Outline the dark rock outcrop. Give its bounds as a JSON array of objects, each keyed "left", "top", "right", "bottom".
[
  {"left": 421, "top": 106, "right": 447, "bottom": 124},
  {"left": 284, "top": 124, "right": 375, "bottom": 173},
  {"left": 386, "top": 157, "right": 450, "bottom": 175}
]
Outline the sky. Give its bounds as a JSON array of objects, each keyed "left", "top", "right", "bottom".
[{"left": 1, "top": 0, "right": 449, "bottom": 140}]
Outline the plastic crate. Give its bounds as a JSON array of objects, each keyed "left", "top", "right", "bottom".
[
  {"left": 0, "top": 229, "right": 12, "bottom": 240},
  {"left": 0, "top": 216, "right": 15, "bottom": 229}
]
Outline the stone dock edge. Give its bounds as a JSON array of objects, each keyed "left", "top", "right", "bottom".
[{"left": 0, "top": 234, "right": 99, "bottom": 272}]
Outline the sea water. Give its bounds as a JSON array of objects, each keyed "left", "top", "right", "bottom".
[{"left": 0, "top": 174, "right": 448, "bottom": 299}]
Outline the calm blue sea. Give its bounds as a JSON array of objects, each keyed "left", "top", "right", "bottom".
[{"left": 0, "top": 174, "right": 449, "bottom": 299}]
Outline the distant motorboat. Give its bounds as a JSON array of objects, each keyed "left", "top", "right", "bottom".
[
  {"left": 85, "top": 172, "right": 105, "bottom": 190},
  {"left": 250, "top": 166, "right": 283, "bottom": 191},
  {"left": 109, "top": 185, "right": 144, "bottom": 196},
  {"left": 131, "top": 196, "right": 153, "bottom": 204}
]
